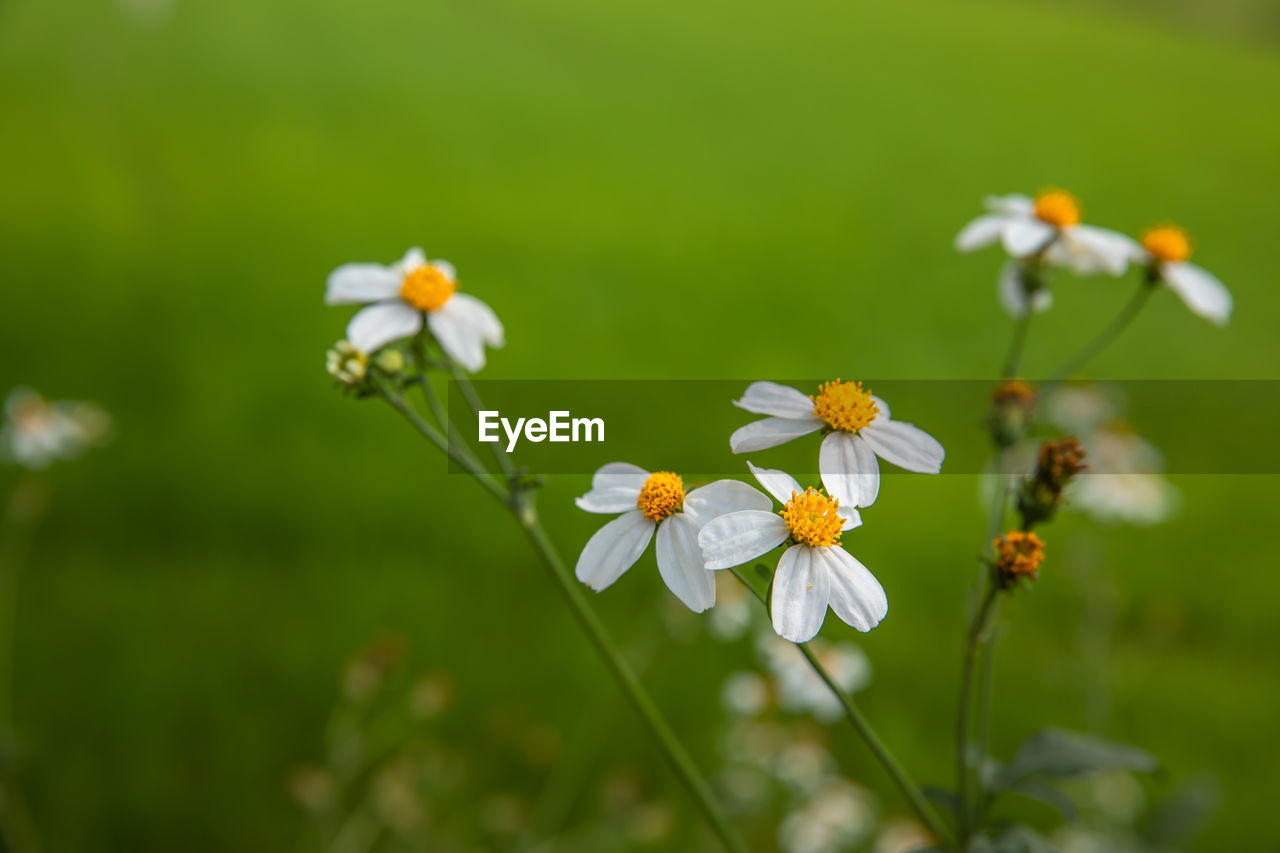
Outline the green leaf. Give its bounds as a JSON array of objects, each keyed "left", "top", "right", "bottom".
[
  {"left": 1004, "top": 728, "right": 1158, "bottom": 783},
  {"left": 1142, "top": 776, "right": 1219, "bottom": 845},
  {"left": 922, "top": 785, "right": 961, "bottom": 815},
  {"left": 998, "top": 780, "right": 1079, "bottom": 821},
  {"left": 970, "top": 825, "right": 1059, "bottom": 853}
]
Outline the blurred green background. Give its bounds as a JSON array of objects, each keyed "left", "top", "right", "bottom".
[{"left": 1, "top": 0, "right": 1278, "bottom": 849}]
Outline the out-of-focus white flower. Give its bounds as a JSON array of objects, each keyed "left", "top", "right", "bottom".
[
  {"left": 997, "top": 259, "right": 1054, "bottom": 318},
  {"left": 325, "top": 340, "right": 370, "bottom": 386},
  {"left": 1, "top": 388, "right": 110, "bottom": 470},
  {"left": 778, "top": 777, "right": 877, "bottom": 853},
  {"left": 574, "top": 464, "right": 771, "bottom": 612},
  {"left": 956, "top": 190, "right": 1139, "bottom": 276},
  {"left": 730, "top": 380, "right": 944, "bottom": 509},
  {"left": 873, "top": 818, "right": 934, "bottom": 853},
  {"left": 773, "top": 740, "right": 835, "bottom": 795},
  {"left": 1089, "top": 770, "right": 1146, "bottom": 823},
  {"left": 1043, "top": 386, "right": 1179, "bottom": 526},
  {"left": 756, "top": 632, "right": 871, "bottom": 722},
  {"left": 699, "top": 463, "right": 886, "bottom": 643},
  {"left": 325, "top": 248, "right": 503, "bottom": 371},
  {"left": 708, "top": 571, "right": 756, "bottom": 640},
  {"left": 1133, "top": 225, "right": 1232, "bottom": 325},
  {"left": 720, "top": 671, "right": 770, "bottom": 717}
]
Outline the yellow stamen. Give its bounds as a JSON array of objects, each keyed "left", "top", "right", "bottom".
[
  {"left": 781, "top": 488, "right": 844, "bottom": 548},
  {"left": 811, "top": 380, "right": 879, "bottom": 433},
  {"left": 1141, "top": 225, "right": 1192, "bottom": 264},
  {"left": 1033, "top": 190, "right": 1081, "bottom": 228},
  {"left": 993, "top": 531, "right": 1045, "bottom": 582},
  {"left": 400, "top": 265, "right": 456, "bottom": 312},
  {"left": 636, "top": 471, "right": 685, "bottom": 521}
]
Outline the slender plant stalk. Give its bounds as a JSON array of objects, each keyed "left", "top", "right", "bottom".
[
  {"left": 727, "top": 567, "right": 954, "bottom": 848},
  {"left": 956, "top": 582, "right": 999, "bottom": 843},
  {"left": 973, "top": 624, "right": 998, "bottom": 820},
  {"left": 1048, "top": 283, "right": 1153, "bottom": 383},
  {"left": 377, "top": 382, "right": 748, "bottom": 853},
  {"left": 1002, "top": 312, "right": 1032, "bottom": 380}
]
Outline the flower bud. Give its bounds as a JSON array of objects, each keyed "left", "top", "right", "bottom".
[
  {"left": 1017, "top": 437, "right": 1088, "bottom": 527},
  {"left": 989, "top": 379, "right": 1037, "bottom": 448},
  {"left": 992, "top": 531, "right": 1045, "bottom": 589},
  {"left": 326, "top": 340, "right": 370, "bottom": 387},
  {"left": 374, "top": 348, "right": 405, "bottom": 376}
]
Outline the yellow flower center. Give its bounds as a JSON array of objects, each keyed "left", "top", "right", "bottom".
[
  {"left": 993, "top": 531, "right": 1045, "bottom": 581},
  {"left": 1141, "top": 225, "right": 1191, "bottom": 263},
  {"left": 636, "top": 471, "right": 685, "bottom": 521},
  {"left": 811, "top": 380, "right": 879, "bottom": 433},
  {"left": 400, "top": 265, "right": 456, "bottom": 312},
  {"left": 1033, "top": 190, "right": 1081, "bottom": 228},
  {"left": 781, "top": 488, "right": 844, "bottom": 547}
]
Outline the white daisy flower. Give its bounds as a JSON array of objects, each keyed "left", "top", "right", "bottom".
[
  {"left": 1, "top": 388, "right": 110, "bottom": 470},
  {"left": 574, "top": 463, "right": 772, "bottom": 612},
  {"left": 698, "top": 463, "right": 885, "bottom": 643},
  {"left": 956, "top": 190, "right": 1139, "bottom": 276},
  {"left": 325, "top": 248, "right": 504, "bottom": 371},
  {"left": 729, "top": 380, "right": 944, "bottom": 510},
  {"left": 1133, "top": 225, "right": 1232, "bottom": 325},
  {"left": 997, "top": 259, "right": 1053, "bottom": 318}
]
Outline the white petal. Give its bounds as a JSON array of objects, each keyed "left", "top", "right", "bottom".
[
  {"left": 984, "top": 193, "right": 1033, "bottom": 215},
  {"left": 729, "top": 416, "right": 824, "bottom": 453},
  {"left": 655, "top": 513, "right": 716, "bottom": 612},
  {"left": 575, "top": 486, "right": 642, "bottom": 514},
  {"left": 821, "top": 545, "right": 888, "bottom": 632},
  {"left": 574, "top": 511, "right": 655, "bottom": 591},
  {"left": 1001, "top": 219, "right": 1055, "bottom": 257},
  {"left": 682, "top": 480, "right": 773, "bottom": 528},
  {"left": 346, "top": 302, "right": 422, "bottom": 352},
  {"left": 1164, "top": 262, "right": 1232, "bottom": 325},
  {"left": 430, "top": 259, "right": 457, "bottom": 283},
  {"left": 836, "top": 504, "right": 862, "bottom": 531},
  {"left": 870, "top": 395, "right": 890, "bottom": 420},
  {"left": 860, "top": 419, "right": 945, "bottom": 473},
  {"left": 1053, "top": 225, "right": 1139, "bottom": 276},
  {"left": 427, "top": 303, "right": 486, "bottom": 372},
  {"left": 733, "top": 381, "right": 816, "bottom": 419},
  {"left": 447, "top": 293, "right": 505, "bottom": 347},
  {"left": 395, "top": 247, "right": 427, "bottom": 275},
  {"left": 591, "top": 462, "right": 650, "bottom": 492},
  {"left": 954, "top": 214, "right": 1009, "bottom": 252},
  {"left": 325, "top": 264, "right": 401, "bottom": 305},
  {"left": 698, "top": 511, "right": 790, "bottom": 570},
  {"left": 819, "top": 431, "right": 880, "bottom": 509},
  {"left": 997, "top": 260, "right": 1044, "bottom": 318},
  {"left": 746, "top": 462, "right": 804, "bottom": 505},
  {"left": 771, "top": 545, "right": 831, "bottom": 643}
]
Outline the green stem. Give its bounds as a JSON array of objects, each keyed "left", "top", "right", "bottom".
[
  {"left": 727, "top": 567, "right": 954, "bottom": 848},
  {"left": 445, "top": 359, "right": 519, "bottom": 481},
  {"left": 1048, "top": 283, "right": 1154, "bottom": 383},
  {"left": 1002, "top": 312, "right": 1032, "bottom": 380},
  {"left": 957, "top": 582, "right": 999, "bottom": 845},
  {"left": 522, "top": 519, "right": 747, "bottom": 853},
  {"left": 381, "top": 381, "right": 747, "bottom": 852}
]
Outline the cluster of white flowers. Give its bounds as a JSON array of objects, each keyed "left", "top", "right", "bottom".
[
  {"left": 957, "top": 190, "right": 1231, "bottom": 325},
  {"left": 1, "top": 388, "right": 110, "bottom": 470},
  {"left": 575, "top": 380, "right": 944, "bottom": 644}
]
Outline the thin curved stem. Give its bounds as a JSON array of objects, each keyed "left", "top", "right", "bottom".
[
  {"left": 522, "top": 519, "right": 747, "bottom": 853},
  {"left": 380, "top": 380, "right": 747, "bottom": 852},
  {"left": 1002, "top": 312, "right": 1032, "bottom": 380},
  {"left": 727, "top": 567, "right": 954, "bottom": 848},
  {"left": 1048, "top": 283, "right": 1154, "bottom": 383},
  {"left": 956, "top": 582, "right": 999, "bottom": 844}
]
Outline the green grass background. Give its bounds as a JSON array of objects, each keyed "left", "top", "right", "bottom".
[{"left": 1, "top": 0, "right": 1278, "bottom": 848}]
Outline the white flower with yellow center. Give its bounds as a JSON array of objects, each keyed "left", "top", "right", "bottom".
[
  {"left": 325, "top": 248, "right": 503, "bottom": 371},
  {"left": 1, "top": 388, "right": 110, "bottom": 470},
  {"left": 956, "top": 190, "right": 1139, "bottom": 276},
  {"left": 574, "top": 463, "right": 772, "bottom": 612},
  {"left": 1133, "top": 225, "right": 1232, "bottom": 325},
  {"left": 730, "top": 380, "right": 944, "bottom": 509},
  {"left": 698, "top": 463, "right": 885, "bottom": 643}
]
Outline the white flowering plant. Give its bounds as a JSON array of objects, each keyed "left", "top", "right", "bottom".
[{"left": 325, "top": 200, "right": 1227, "bottom": 851}]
